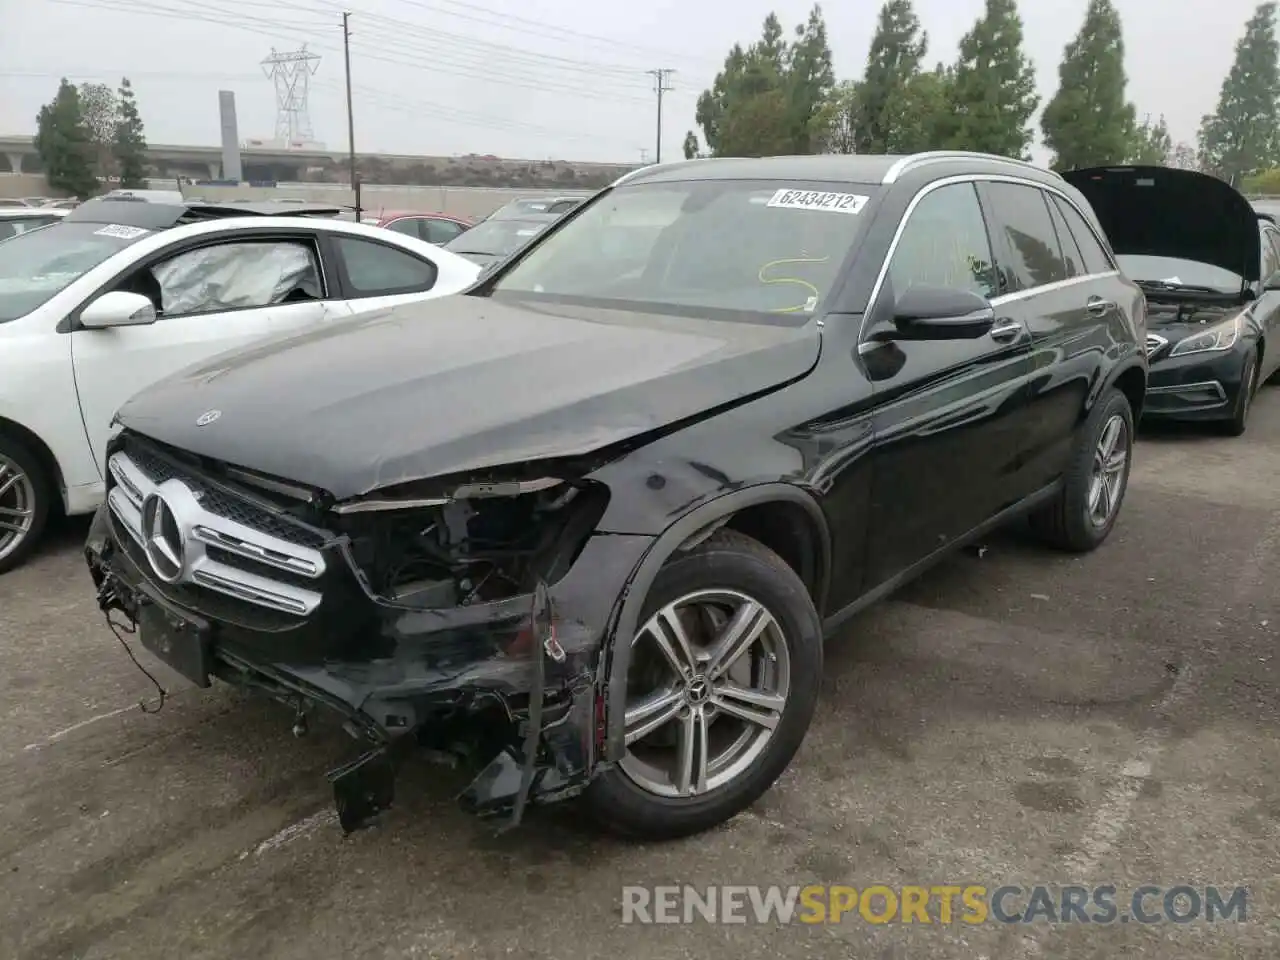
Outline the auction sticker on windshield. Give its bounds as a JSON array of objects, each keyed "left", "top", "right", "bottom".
[
  {"left": 767, "top": 189, "right": 869, "bottom": 215},
  {"left": 94, "top": 224, "right": 151, "bottom": 240}
]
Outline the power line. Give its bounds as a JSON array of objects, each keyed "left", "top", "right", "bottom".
[
  {"left": 647, "top": 68, "right": 675, "bottom": 164},
  {"left": 50, "top": 0, "right": 675, "bottom": 105},
  {"left": 342, "top": 12, "right": 361, "bottom": 217}
]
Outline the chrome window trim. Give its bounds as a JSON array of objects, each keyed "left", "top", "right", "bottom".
[{"left": 859, "top": 173, "right": 1120, "bottom": 343}]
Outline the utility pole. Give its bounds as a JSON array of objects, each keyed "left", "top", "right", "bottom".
[
  {"left": 647, "top": 68, "right": 675, "bottom": 164},
  {"left": 342, "top": 12, "right": 361, "bottom": 219}
]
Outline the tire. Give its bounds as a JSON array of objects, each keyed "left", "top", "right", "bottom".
[
  {"left": 0, "top": 434, "right": 52, "bottom": 575},
  {"left": 1218, "top": 350, "right": 1258, "bottom": 438},
  {"left": 584, "top": 529, "right": 822, "bottom": 840},
  {"left": 1029, "top": 388, "right": 1134, "bottom": 553}
]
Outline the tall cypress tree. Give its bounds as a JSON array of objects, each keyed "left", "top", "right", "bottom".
[
  {"left": 944, "top": 0, "right": 1039, "bottom": 157},
  {"left": 853, "top": 0, "right": 928, "bottom": 154},
  {"left": 1199, "top": 2, "right": 1280, "bottom": 184},
  {"left": 33, "top": 79, "right": 98, "bottom": 198},
  {"left": 114, "top": 78, "right": 149, "bottom": 188},
  {"left": 1041, "top": 0, "right": 1136, "bottom": 170}
]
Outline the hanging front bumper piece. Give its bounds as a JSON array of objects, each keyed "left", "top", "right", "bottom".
[{"left": 83, "top": 438, "right": 654, "bottom": 834}]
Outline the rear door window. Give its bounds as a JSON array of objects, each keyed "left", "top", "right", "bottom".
[
  {"left": 1047, "top": 200, "right": 1084, "bottom": 278},
  {"left": 424, "top": 218, "right": 465, "bottom": 244},
  {"left": 982, "top": 183, "right": 1070, "bottom": 290},
  {"left": 1050, "top": 196, "right": 1115, "bottom": 275}
]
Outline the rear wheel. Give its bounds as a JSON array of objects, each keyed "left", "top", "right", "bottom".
[
  {"left": 584, "top": 530, "right": 822, "bottom": 840},
  {"left": 0, "top": 435, "right": 51, "bottom": 575},
  {"left": 1030, "top": 388, "right": 1133, "bottom": 553}
]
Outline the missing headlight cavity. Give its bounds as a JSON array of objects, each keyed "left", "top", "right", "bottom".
[{"left": 338, "top": 482, "right": 609, "bottom": 608}]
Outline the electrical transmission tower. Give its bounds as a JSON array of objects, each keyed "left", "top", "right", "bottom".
[{"left": 262, "top": 45, "right": 321, "bottom": 145}]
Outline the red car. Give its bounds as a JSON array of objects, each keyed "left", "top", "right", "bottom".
[{"left": 369, "top": 211, "right": 474, "bottom": 245}]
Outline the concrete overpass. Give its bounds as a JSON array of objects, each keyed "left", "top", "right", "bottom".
[{"left": 0, "top": 135, "right": 628, "bottom": 183}]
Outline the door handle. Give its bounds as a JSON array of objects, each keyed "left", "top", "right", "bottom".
[
  {"left": 989, "top": 317, "right": 1024, "bottom": 342},
  {"left": 1087, "top": 297, "right": 1116, "bottom": 315}
]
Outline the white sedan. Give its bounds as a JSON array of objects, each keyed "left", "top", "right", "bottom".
[{"left": 0, "top": 196, "right": 480, "bottom": 572}]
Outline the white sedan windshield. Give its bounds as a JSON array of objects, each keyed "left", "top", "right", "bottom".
[
  {"left": 492, "top": 179, "right": 878, "bottom": 320},
  {"left": 0, "top": 221, "right": 148, "bottom": 322}
]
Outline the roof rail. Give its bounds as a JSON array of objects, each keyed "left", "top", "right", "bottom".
[
  {"left": 610, "top": 156, "right": 717, "bottom": 187},
  {"left": 882, "top": 151, "right": 1062, "bottom": 185}
]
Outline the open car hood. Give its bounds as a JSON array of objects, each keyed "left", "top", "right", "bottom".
[{"left": 1062, "top": 166, "right": 1261, "bottom": 285}]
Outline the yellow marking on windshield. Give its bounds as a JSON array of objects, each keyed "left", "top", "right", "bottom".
[{"left": 759, "top": 257, "right": 829, "bottom": 313}]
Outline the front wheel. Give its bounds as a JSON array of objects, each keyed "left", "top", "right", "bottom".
[
  {"left": 1030, "top": 388, "right": 1134, "bottom": 553},
  {"left": 0, "top": 435, "right": 51, "bottom": 575},
  {"left": 1219, "top": 350, "right": 1258, "bottom": 438},
  {"left": 584, "top": 530, "right": 822, "bottom": 840}
]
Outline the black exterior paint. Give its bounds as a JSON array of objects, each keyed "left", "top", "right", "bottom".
[{"left": 86, "top": 154, "right": 1148, "bottom": 829}]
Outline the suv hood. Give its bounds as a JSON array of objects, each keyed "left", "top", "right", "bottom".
[
  {"left": 1062, "top": 166, "right": 1260, "bottom": 285},
  {"left": 115, "top": 295, "right": 820, "bottom": 500}
]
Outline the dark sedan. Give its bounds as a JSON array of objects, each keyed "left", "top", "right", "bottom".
[
  {"left": 442, "top": 212, "right": 560, "bottom": 268},
  {"left": 1068, "top": 166, "right": 1280, "bottom": 436}
]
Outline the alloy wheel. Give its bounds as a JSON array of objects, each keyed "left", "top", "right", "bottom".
[
  {"left": 620, "top": 588, "right": 791, "bottom": 799},
  {"left": 0, "top": 454, "right": 37, "bottom": 563},
  {"left": 1087, "top": 414, "right": 1129, "bottom": 528}
]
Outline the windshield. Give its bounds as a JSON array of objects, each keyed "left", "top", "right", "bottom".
[
  {"left": 446, "top": 218, "right": 551, "bottom": 257},
  {"left": 0, "top": 221, "right": 149, "bottom": 322},
  {"left": 1116, "top": 255, "right": 1242, "bottom": 293},
  {"left": 491, "top": 179, "right": 878, "bottom": 321}
]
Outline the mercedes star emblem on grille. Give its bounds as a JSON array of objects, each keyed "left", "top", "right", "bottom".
[{"left": 141, "top": 492, "right": 185, "bottom": 582}]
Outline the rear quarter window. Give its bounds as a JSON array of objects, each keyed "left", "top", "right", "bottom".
[{"left": 1050, "top": 195, "right": 1115, "bottom": 275}]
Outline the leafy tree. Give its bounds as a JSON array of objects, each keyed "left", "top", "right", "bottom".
[
  {"left": 1040, "top": 0, "right": 1137, "bottom": 170},
  {"left": 1198, "top": 2, "right": 1280, "bottom": 185},
  {"left": 784, "top": 5, "right": 836, "bottom": 154},
  {"left": 681, "top": 130, "right": 701, "bottom": 160},
  {"left": 1127, "top": 114, "right": 1172, "bottom": 164},
  {"left": 884, "top": 65, "right": 952, "bottom": 152},
  {"left": 688, "top": 7, "right": 834, "bottom": 158},
  {"left": 813, "top": 80, "right": 858, "bottom": 153},
  {"left": 78, "top": 82, "right": 118, "bottom": 178},
  {"left": 944, "top": 0, "right": 1039, "bottom": 157},
  {"left": 114, "top": 77, "right": 148, "bottom": 187},
  {"left": 34, "top": 78, "right": 98, "bottom": 198},
  {"left": 1167, "top": 141, "right": 1200, "bottom": 170},
  {"left": 853, "top": 0, "right": 928, "bottom": 154}
]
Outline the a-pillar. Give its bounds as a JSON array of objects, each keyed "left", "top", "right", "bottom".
[{"left": 6, "top": 153, "right": 23, "bottom": 175}]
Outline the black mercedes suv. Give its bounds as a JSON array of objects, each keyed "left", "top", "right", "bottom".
[{"left": 85, "top": 152, "right": 1147, "bottom": 840}]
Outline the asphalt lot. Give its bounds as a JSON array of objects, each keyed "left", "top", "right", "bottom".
[{"left": 3, "top": 397, "right": 1280, "bottom": 960}]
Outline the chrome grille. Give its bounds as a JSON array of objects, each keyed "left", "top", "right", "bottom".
[
  {"left": 1145, "top": 333, "right": 1168, "bottom": 358},
  {"left": 106, "top": 450, "right": 327, "bottom": 617}
]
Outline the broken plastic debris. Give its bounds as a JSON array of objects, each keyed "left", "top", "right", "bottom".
[{"left": 1030, "top": 593, "right": 1050, "bottom": 601}]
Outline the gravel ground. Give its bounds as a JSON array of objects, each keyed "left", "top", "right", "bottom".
[{"left": 2, "top": 394, "right": 1280, "bottom": 959}]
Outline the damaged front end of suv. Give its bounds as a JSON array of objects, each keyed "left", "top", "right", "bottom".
[{"left": 85, "top": 431, "right": 656, "bottom": 833}]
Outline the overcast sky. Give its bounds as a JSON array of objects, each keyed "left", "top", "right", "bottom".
[{"left": 0, "top": 0, "right": 1264, "bottom": 165}]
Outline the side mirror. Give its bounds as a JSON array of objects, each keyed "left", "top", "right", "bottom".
[
  {"left": 892, "top": 285, "right": 995, "bottom": 339},
  {"left": 80, "top": 290, "right": 158, "bottom": 329}
]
